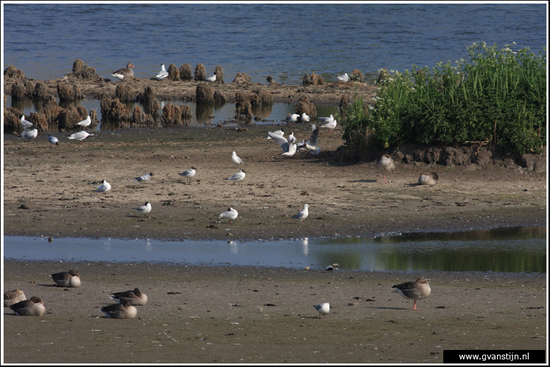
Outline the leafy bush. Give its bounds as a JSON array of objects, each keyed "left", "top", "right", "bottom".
[{"left": 342, "top": 42, "right": 546, "bottom": 155}]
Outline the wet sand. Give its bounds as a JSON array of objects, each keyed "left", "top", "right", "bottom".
[{"left": 3, "top": 261, "right": 547, "bottom": 363}]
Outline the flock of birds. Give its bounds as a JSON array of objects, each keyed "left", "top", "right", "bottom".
[
  {"left": 4, "top": 270, "right": 151, "bottom": 319},
  {"left": 111, "top": 63, "right": 216, "bottom": 82},
  {"left": 20, "top": 113, "right": 95, "bottom": 144},
  {"left": 5, "top": 268, "right": 431, "bottom": 319}
]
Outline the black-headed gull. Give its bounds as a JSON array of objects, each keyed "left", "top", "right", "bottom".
[
  {"left": 48, "top": 135, "right": 59, "bottom": 146},
  {"left": 267, "top": 131, "right": 290, "bottom": 153},
  {"left": 110, "top": 287, "right": 148, "bottom": 306},
  {"left": 111, "top": 63, "right": 135, "bottom": 80},
  {"left": 20, "top": 115, "right": 33, "bottom": 128},
  {"left": 9, "top": 296, "right": 46, "bottom": 317},
  {"left": 100, "top": 300, "right": 138, "bottom": 319},
  {"left": 4, "top": 289, "right": 27, "bottom": 307},
  {"left": 51, "top": 270, "right": 81, "bottom": 287},
  {"left": 293, "top": 204, "right": 309, "bottom": 223},
  {"left": 134, "top": 202, "right": 152, "bottom": 218},
  {"left": 95, "top": 179, "right": 111, "bottom": 193},
  {"left": 318, "top": 114, "right": 334, "bottom": 124},
  {"left": 282, "top": 142, "right": 297, "bottom": 157},
  {"left": 135, "top": 172, "right": 153, "bottom": 182},
  {"left": 337, "top": 73, "right": 349, "bottom": 82},
  {"left": 231, "top": 151, "right": 244, "bottom": 165},
  {"left": 77, "top": 115, "right": 92, "bottom": 128},
  {"left": 266, "top": 128, "right": 284, "bottom": 140},
  {"left": 219, "top": 207, "right": 238, "bottom": 224},
  {"left": 377, "top": 154, "right": 395, "bottom": 184},
  {"left": 296, "top": 124, "right": 319, "bottom": 153},
  {"left": 392, "top": 278, "right": 431, "bottom": 310},
  {"left": 68, "top": 130, "right": 94, "bottom": 142},
  {"left": 418, "top": 172, "right": 439, "bottom": 186},
  {"left": 22, "top": 128, "right": 38, "bottom": 141},
  {"left": 301, "top": 113, "right": 310, "bottom": 122},
  {"left": 205, "top": 72, "right": 216, "bottom": 82},
  {"left": 179, "top": 167, "right": 196, "bottom": 184},
  {"left": 286, "top": 113, "right": 300, "bottom": 123},
  {"left": 320, "top": 118, "right": 337, "bottom": 130},
  {"left": 155, "top": 64, "right": 169, "bottom": 80},
  {"left": 314, "top": 302, "right": 330, "bottom": 318},
  {"left": 288, "top": 132, "right": 296, "bottom": 144},
  {"left": 226, "top": 169, "right": 246, "bottom": 184}
]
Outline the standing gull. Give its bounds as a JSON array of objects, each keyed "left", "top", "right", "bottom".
[
  {"left": 392, "top": 278, "right": 431, "bottom": 310},
  {"left": 293, "top": 204, "right": 309, "bottom": 224},
  {"left": 282, "top": 142, "right": 297, "bottom": 157},
  {"left": 314, "top": 302, "right": 330, "bottom": 318},
  {"left": 77, "top": 115, "right": 92, "bottom": 128},
  {"left": 296, "top": 124, "right": 319, "bottom": 153},
  {"left": 155, "top": 64, "right": 169, "bottom": 80},
  {"left": 301, "top": 112, "right": 311, "bottom": 122},
  {"left": 10, "top": 296, "right": 46, "bottom": 317},
  {"left": 51, "top": 269, "right": 81, "bottom": 287},
  {"left": 226, "top": 169, "right": 246, "bottom": 184},
  {"left": 22, "top": 128, "right": 38, "bottom": 141},
  {"left": 318, "top": 114, "right": 334, "bottom": 124},
  {"left": 267, "top": 131, "right": 291, "bottom": 153},
  {"left": 134, "top": 202, "right": 152, "bottom": 218},
  {"left": 219, "top": 207, "right": 238, "bottom": 224},
  {"left": 95, "top": 179, "right": 111, "bottom": 193},
  {"left": 179, "top": 167, "right": 196, "bottom": 184},
  {"left": 337, "top": 73, "right": 349, "bottom": 82},
  {"left": 20, "top": 115, "right": 33, "bottom": 128},
  {"left": 111, "top": 63, "right": 135, "bottom": 80},
  {"left": 377, "top": 154, "right": 395, "bottom": 184},
  {"left": 231, "top": 151, "right": 244, "bottom": 165}
]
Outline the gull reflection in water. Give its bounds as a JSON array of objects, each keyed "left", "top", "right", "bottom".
[
  {"left": 229, "top": 240, "right": 238, "bottom": 254},
  {"left": 144, "top": 238, "right": 152, "bottom": 252},
  {"left": 301, "top": 237, "right": 309, "bottom": 256},
  {"left": 103, "top": 237, "right": 112, "bottom": 252}
]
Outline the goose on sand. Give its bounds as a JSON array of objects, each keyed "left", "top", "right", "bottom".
[
  {"left": 110, "top": 287, "right": 148, "bottom": 306},
  {"left": 100, "top": 300, "right": 138, "bottom": 319},
  {"left": 51, "top": 269, "right": 81, "bottom": 287},
  {"left": 9, "top": 296, "right": 46, "bottom": 316},
  {"left": 392, "top": 278, "right": 431, "bottom": 310},
  {"left": 111, "top": 63, "right": 135, "bottom": 80},
  {"left": 4, "top": 289, "right": 26, "bottom": 307}
]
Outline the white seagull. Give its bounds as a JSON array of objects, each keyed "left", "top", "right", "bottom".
[
  {"left": 77, "top": 115, "right": 92, "bottom": 128},
  {"left": 321, "top": 118, "right": 337, "bottom": 130},
  {"left": 20, "top": 115, "right": 33, "bottom": 128},
  {"left": 155, "top": 64, "right": 169, "bottom": 80},
  {"left": 68, "top": 130, "right": 94, "bottom": 142},
  {"left": 219, "top": 207, "right": 238, "bottom": 224},
  {"left": 179, "top": 167, "right": 196, "bottom": 184},
  {"left": 134, "top": 202, "right": 152, "bottom": 218},
  {"left": 267, "top": 131, "right": 291, "bottom": 153},
  {"left": 318, "top": 114, "right": 334, "bottom": 124},
  {"left": 288, "top": 132, "right": 296, "bottom": 144},
  {"left": 226, "top": 169, "right": 246, "bottom": 184},
  {"left": 301, "top": 113, "right": 311, "bottom": 122},
  {"left": 48, "top": 135, "right": 59, "bottom": 146},
  {"left": 205, "top": 72, "right": 217, "bottom": 82},
  {"left": 296, "top": 124, "right": 319, "bottom": 153},
  {"left": 95, "top": 180, "right": 111, "bottom": 193},
  {"left": 282, "top": 142, "right": 297, "bottom": 157},
  {"left": 231, "top": 151, "right": 244, "bottom": 165},
  {"left": 286, "top": 113, "right": 300, "bottom": 123},
  {"left": 22, "top": 128, "right": 38, "bottom": 141},
  {"left": 266, "top": 128, "right": 284, "bottom": 140},
  {"left": 293, "top": 204, "right": 309, "bottom": 224},
  {"left": 111, "top": 63, "right": 135, "bottom": 80},
  {"left": 314, "top": 302, "right": 330, "bottom": 318},
  {"left": 337, "top": 73, "right": 349, "bottom": 82},
  {"left": 135, "top": 172, "right": 153, "bottom": 182}
]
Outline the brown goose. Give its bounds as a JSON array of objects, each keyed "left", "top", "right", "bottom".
[
  {"left": 100, "top": 300, "right": 138, "bottom": 319},
  {"left": 377, "top": 154, "right": 395, "bottom": 184},
  {"left": 418, "top": 172, "right": 439, "bottom": 185},
  {"left": 392, "top": 278, "right": 431, "bottom": 310},
  {"left": 10, "top": 296, "right": 46, "bottom": 316},
  {"left": 51, "top": 269, "right": 81, "bottom": 287},
  {"left": 111, "top": 63, "right": 135, "bottom": 80},
  {"left": 4, "top": 289, "right": 26, "bottom": 307},
  {"left": 110, "top": 287, "right": 148, "bottom": 306}
]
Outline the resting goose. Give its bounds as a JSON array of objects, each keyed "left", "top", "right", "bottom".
[{"left": 111, "top": 63, "right": 135, "bottom": 80}]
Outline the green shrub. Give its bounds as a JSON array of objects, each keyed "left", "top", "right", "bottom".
[{"left": 342, "top": 42, "right": 546, "bottom": 155}]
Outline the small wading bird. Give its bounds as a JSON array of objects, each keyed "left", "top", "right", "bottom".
[
  {"left": 51, "top": 269, "right": 81, "bottom": 287},
  {"left": 179, "top": 167, "right": 196, "bottom": 184},
  {"left": 77, "top": 115, "right": 92, "bottom": 128},
  {"left": 392, "top": 278, "right": 431, "bottom": 310},
  {"left": 293, "top": 204, "right": 309, "bottom": 224},
  {"left": 111, "top": 63, "right": 135, "bottom": 80},
  {"left": 377, "top": 154, "right": 395, "bottom": 184},
  {"left": 226, "top": 169, "right": 246, "bottom": 184},
  {"left": 314, "top": 302, "right": 330, "bottom": 318},
  {"left": 100, "top": 300, "right": 138, "bottom": 319},
  {"left": 219, "top": 207, "right": 238, "bottom": 224},
  {"left": 10, "top": 296, "right": 46, "bottom": 316},
  {"left": 155, "top": 64, "right": 169, "bottom": 80},
  {"left": 95, "top": 179, "right": 111, "bottom": 193},
  {"left": 134, "top": 202, "right": 152, "bottom": 218},
  {"left": 110, "top": 287, "right": 148, "bottom": 306},
  {"left": 4, "top": 289, "right": 26, "bottom": 307},
  {"left": 418, "top": 172, "right": 439, "bottom": 186},
  {"left": 22, "top": 128, "right": 38, "bottom": 141}
]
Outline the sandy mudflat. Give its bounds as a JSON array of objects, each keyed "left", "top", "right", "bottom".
[
  {"left": 2, "top": 261, "right": 547, "bottom": 364},
  {"left": 2, "top": 112, "right": 548, "bottom": 363}
]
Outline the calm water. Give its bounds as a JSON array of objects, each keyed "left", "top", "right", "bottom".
[
  {"left": 3, "top": 3, "right": 547, "bottom": 84},
  {"left": 3, "top": 227, "right": 547, "bottom": 273}
]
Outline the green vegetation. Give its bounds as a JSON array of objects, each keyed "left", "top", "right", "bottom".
[{"left": 341, "top": 42, "right": 546, "bottom": 155}]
